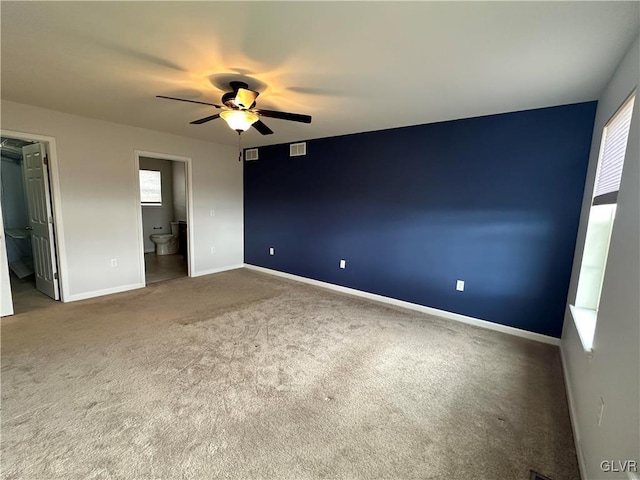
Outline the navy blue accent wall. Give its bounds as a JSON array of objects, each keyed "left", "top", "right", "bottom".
[{"left": 244, "top": 102, "right": 597, "bottom": 337}]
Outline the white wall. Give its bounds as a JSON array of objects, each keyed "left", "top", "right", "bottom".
[
  {"left": 562, "top": 36, "right": 639, "bottom": 479},
  {"left": 140, "top": 157, "right": 174, "bottom": 253},
  {"left": 0, "top": 100, "right": 243, "bottom": 303},
  {"left": 172, "top": 160, "right": 187, "bottom": 222}
]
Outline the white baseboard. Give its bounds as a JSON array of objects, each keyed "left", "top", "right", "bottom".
[
  {"left": 244, "top": 264, "right": 561, "bottom": 346},
  {"left": 192, "top": 264, "right": 245, "bottom": 278},
  {"left": 64, "top": 283, "right": 145, "bottom": 303},
  {"left": 63, "top": 264, "right": 243, "bottom": 302},
  {"left": 560, "top": 344, "right": 588, "bottom": 480}
]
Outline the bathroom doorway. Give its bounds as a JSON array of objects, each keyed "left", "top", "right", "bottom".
[
  {"left": 1, "top": 134, "right": 62, "bottom": 315},
  {"left": 134, "top": 151, "right": 193, "bottom": 285}
]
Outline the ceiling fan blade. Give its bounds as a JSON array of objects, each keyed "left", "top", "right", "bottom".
[
  {"left": 235, "top": 88, "right": 259, "bottom": 109},
  {"left": 156, "top": 95, "right": 222, "bottom": 108},
  {"left": 252, "top": 120, "right": 274, "bottom": 135},
  {"left": 190, "top": 113, "right": 221, "bottom": 125},
  {"left": 255, "top": 108, "right": 312, "bottom": 124}
]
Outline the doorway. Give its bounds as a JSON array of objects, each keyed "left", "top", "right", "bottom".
[
  {"left": 134, "top": 151, "right": 193, "bottom": 285},
  {"left": 0, "top": 135, "right": 62, "bottom": 315}
]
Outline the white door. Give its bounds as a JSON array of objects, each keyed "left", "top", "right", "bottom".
[
  {"left": 0, "top": 202, "right": 14, "bottom": 316},
  {"left": 22, "top": 143, "right": 59, "bottom": 300}
]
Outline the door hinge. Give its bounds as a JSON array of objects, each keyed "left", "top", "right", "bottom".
[
  {"left": 49, "top": 216, "right": 53, "bottom": 224},
  {"left": 43, "top": 155, "right": 49, "bottom": 165},
  {"left": 54, "top": 272, "right": 58, "bottom": 280}
]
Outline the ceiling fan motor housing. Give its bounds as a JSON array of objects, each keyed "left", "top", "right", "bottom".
[
  {"left": 222, "top": 91, "right": 239, "bottom": 108},
  {"left": 223, "top": 81, "right": 257, "bottom": 109}
]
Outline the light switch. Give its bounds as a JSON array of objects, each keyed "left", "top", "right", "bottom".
[
  {"left": 340, "top": 260, "right": 346, "bottom": 269},
  {"left": 456, "top": 280, "right": 464, "bottom": 291}
]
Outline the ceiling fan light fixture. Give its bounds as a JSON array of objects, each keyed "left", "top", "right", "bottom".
[{"left": 220, "top": 110, "right": 259, "bottom": 132}]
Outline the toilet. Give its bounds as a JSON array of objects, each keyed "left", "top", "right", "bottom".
[{"left": 150, "top": 222, "right": 179, "bottom": 255}]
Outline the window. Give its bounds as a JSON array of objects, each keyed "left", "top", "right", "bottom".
[
  {"left": 571, "top": 93, "right": 635, "bottom": 352},
  {"left": 139, "top": 170, "right": 162, "bottom": 205}
]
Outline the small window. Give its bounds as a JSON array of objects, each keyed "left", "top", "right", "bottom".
[
  {"left": 571, "top": 93, "right": 635, "bottom": 351},
  {"left": 139, "top": 170, "right": 162, "bottom": 205}
]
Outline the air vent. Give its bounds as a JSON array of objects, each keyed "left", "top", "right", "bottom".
[
  {"left": 289, "top": 142, "right": 307, "bottom": 157},
  {"left": 245, "top": 148, "right": 259, "bottom": 161}
]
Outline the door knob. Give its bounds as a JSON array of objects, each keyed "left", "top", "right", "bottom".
[{"left": 25, "top": 226, "right": 33, "bottom": 230}]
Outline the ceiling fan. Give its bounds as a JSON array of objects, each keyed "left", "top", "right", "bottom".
[{"left": 157, "top": 81, "right": 312, "bottom": 136}]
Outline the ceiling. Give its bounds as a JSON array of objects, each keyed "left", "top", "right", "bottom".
[{"left": 1, "top": 2, "right": 638, "bottom": 148}]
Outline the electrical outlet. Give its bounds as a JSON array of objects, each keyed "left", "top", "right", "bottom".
[
  {"left": 269, "top": 247, "right": 274, "bottom": 256},
  {"left": 211, "top": 246, "right": 216, "bottom": 254},
  {"left": 110, "top": 258, "right": 118, "bottom": 267},
  {"left": 597, "top": 397, "right": 605, "bottom": 426},
  {"left": 339, "top": 259, "right": 346, "bottom": 269},
  {"left": 456, "top": 280, "right": 464, "bottom": 291}
]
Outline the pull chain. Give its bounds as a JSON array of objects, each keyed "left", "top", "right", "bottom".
[{"left": 238, "top": 131, "right": 242, "bottom": 162}]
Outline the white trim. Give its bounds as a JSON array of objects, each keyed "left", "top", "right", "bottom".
[
  {"left": 133, "top": 150, "right": 195, "bottom": 284},
  {"left": 0, "top": 129, "right": 68, "bottom": 302},
  {"left": 244, "top": 264, "right": 561, "bottom": 346},
  {"left": 64, "top": 282, "right": 144, "bottom": 302},
  {"left": 560, "top": 345, "right": 588, "bottom": 480},
  {"left": 569, "top": 305, "right": 596, "bottom": 353},
  {"left": 133, "top": 153, "right": 146, "bottom": 287},
  {"left": 185, "top": 157, "right": 195, "bottom": 279},
  {"left": 192, "top": 264, "right": 244, "bottom": 278}
]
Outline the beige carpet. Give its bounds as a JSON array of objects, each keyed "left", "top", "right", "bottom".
[{"left": 1, "top": 268, "right": 579, "bottom": 480}]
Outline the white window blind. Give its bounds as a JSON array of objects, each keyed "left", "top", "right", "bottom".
[
  {"left": 592, "top": 94, "right": 635, "bottom": 205},
  {"left": 140, "top": 170, "right": 162, "bottom": 204}
]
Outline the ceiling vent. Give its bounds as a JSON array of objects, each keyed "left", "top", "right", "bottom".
[
  {"left": 289, "top": 142, "right": 307, "bottom": 157},
  {"left": 245, "top": 148, "right": 259, "bottom": 161}
]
